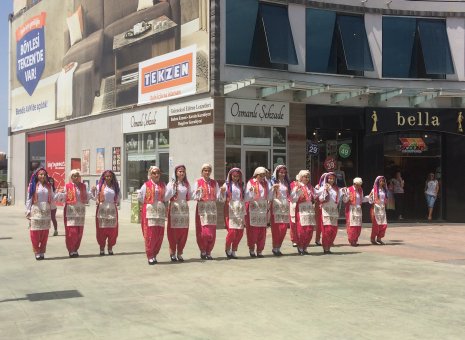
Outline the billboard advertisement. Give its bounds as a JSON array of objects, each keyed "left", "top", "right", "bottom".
[{"left": 10, "top": 0, "right": 210, "bottom": 132}]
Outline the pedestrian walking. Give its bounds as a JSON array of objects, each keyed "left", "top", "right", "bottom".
[
  {"left": 368, "top": 176, "right": 389, "bottom": 245},
  {"left": 270, "top": 165, "right": 291, "bottom": 256}
]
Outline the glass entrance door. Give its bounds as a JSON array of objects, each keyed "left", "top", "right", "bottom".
[{"left": 244, "top": 149, "right": 270, "bottom": 180}]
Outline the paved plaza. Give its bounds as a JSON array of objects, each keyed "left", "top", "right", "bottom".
[{"left": 1, "top": 204, "right": 465, "bottom": 339}]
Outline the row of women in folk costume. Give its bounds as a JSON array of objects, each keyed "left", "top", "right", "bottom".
[
  {"left": 26, "top": 168, "right": 120, "bottom": 260},
  {"left": 138, "top": 164, "right": 224, "bottom": 265},
  {"left": 315, "top": 173, "right": 389, "bottom": 254}
]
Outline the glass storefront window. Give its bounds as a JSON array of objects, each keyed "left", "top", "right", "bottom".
[
  {"left": 244, "top": 126, "right": 271, "bottom": 145},
  {"left": 273, "top": 127, "right": 286, "bottom": 146},
  {"left": 125, "top": 131, "right": 169, "bottom": 197},
  {"left": 226, "top": 125, "right": 241, "bottom": 145},
  {"left": 226, "top": 148, "right": 241, "bottom": 175}
]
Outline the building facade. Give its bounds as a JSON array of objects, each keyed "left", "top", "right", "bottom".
[{"left": 8, "top": 0, "right": 465, "bottom": 222}]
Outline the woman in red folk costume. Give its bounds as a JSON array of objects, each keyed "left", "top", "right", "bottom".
[
  {"left": 165, "top": 165, "right": 192, "bottom": 262},
  {"left": 221, "top": 167, "right": 246, "bottom": 259},
  {"left": 244, "top": 167, "right": 270, "bottom": 258},
  {"left": 57, "top": 169, "right": 94, "bottom": 258},
  {"left": 193, "top": 163, "right": 222, "bottom": 260},
  {"left": 270, "top": 165, "right": 291, "bottom": 256},
  {"left": 25, "top": 168, "right": 57, "bottom": 260},
  {"left": 342, "top": 177, "right": 368, "bottom": 247},
  {"left": 368, "top": 176, "right": 389, "bottom": 245},
  {"left": 318, "top": 172, "right": 342, "bottom": 254},
  {"left": 313, "top": 173, "right": 327, "bottom": 246},
  {"left": 291, "top": 170, "right": 317, "bottom": 255},
  {"left": 138, "top": 166, "right": 167, "bottom": 265},
  {"left": 95, "top": 170, "right": 120, "bottom": 256}
]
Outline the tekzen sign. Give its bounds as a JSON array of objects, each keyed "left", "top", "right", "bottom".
[
  {"left": 367, "top": 108, "right": 464, "bottom": 135},
  {"left": 122, "top": 106, "right": 168, "bottom": 133},
  {"left": 225, "top": 99, "right": 289, "bottom": 127}
]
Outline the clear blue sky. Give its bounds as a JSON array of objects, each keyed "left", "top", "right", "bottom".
[{"left": 0, "top": 1, "right": 13, "bottom": 155}]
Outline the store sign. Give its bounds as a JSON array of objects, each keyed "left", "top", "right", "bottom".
[
  {"left": 307, "top": 141, "right": 319, "bottom": 155},
  {"left": 168, "top": 98, "right": 214, "bottom": 129},
  {"left": 366, "top": 108, "right": 464, "bottom": 135},
  {"left": 339, "top": 144, "right": 351, "bottom": 158},
  {"left": 225, "top": 98, "right": 289, "bottom": 127},
  {"left": 138, "top": 45, "right": 196, "bottom": 105},
  {"left": 122, "top": 106, "right": 168, "bottom": 133},
  {"left": 324, "top": 156, "right": 336, "bottom": 171},
  {"left": 399, "top": 138, "right": 428, "bottom": 154}
]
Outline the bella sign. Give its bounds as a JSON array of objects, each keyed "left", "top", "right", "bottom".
[
  {"left": 367, "top": 108, "right": 463, "bottom": 135},
  {"left": 225, "top": 99, "right": 289, "bottom": 126}
]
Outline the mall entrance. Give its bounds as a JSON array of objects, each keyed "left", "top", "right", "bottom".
[{"left": 384, "top": 133, "right": 442, "bottom": 221}]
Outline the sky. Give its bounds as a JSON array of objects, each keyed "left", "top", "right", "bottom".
[{"left": 0, "top": 1, "right": 13, "bottom": 155}]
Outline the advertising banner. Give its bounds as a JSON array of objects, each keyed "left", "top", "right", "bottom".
[
  {"left": 96, "top": 148, "right": 105, "bottom": 174},
  {"left": 138, "top": 45, "right": 197, "bottom": 105},
  {"left": 45, "top": 128, "right": 65, "bottom": 190},
  {"left": 16, "top": 12, "right": 46, "bottom": 96},
  {"left": 10, "top": 0, "right": 210, "bottom": 132}
]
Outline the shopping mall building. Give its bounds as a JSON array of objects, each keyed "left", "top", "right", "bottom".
[{"left": 8, "top": 0, "right": 465, "bottom": 222}]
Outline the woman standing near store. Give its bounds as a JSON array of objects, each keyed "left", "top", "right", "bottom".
[
  {"left": 318, "top": 172, "right": 342, "bottom": 254},
  {"left": 95, "top": 170, "right": 120, "bottom": 256},
  {"left": 222, "top": 167, "right": 246, "bottom": 259},
  {"left": 244, "top": 167, "right": 270, "bottom": 258},
  {"left": 57, "top": 169, "right": 95, "bottom": 258},
  {"left": 291, "top": 170, "right": 317, "bottom": 255},
  {"left": 270, "top": 165, "right": 291, "bottom": 256},
  {"left": 368, "top": 176, "right": 389, "bottom": 245},
  {"left": 165, "top": 165, "right": 192, "bottom": 262},
  {"left": 193, "top": 164, "right": 223, "bottom": 260},
  {"left": 390, "top": 171, "right": 405, "bottom": 220},
  {"left": 25, "top": 168, "right": 57, "bottom": 260},
  {"left": 138, "top": 166, "right": 167, "bottom": 265},
  {"left": 48, "top": 177, "right": 59, "bottom": 236},
  {"left": 424, "top": 172, "right": 439, "bottom": 221}
]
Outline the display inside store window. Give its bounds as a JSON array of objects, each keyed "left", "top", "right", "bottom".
[
  {"left": 226, "top": 148, "right": 241, "bottom": 177},
  {"left": 273, "top": 127, "right": 286, "bottom": 146},
  {"left": 158, "top": 132, "right": 169, "bottom": 147}
]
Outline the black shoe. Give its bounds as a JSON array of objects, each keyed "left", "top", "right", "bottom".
[
  {"left": 148, "top": 258, "right": 156, "bottom": 265},
  {"left": 35, "top": 254, "right": 41, "bottom": 261},
  {"left": 231, "top": 253, "right": 238, "bottom": 259},
  {"left": 292, "top": 242, "right": 298, "bottom": 247},
  {"left": 108, "top": 250, "right": 114, "bottom": 255},
  {"left": 225, "top": 251, "right": 233, "bottom": 259},
  {"left": 206, "top": 255, "right": 213, "bottom": 260},
  {"left": 272, "top": 249, "right": 280, "bottom": 256},
  {"left": 257, "top": 253, "right": 265, "bottom": 258},
  {"left": 177, "top": 255, "right": 184, "bottom": 262},
  {"left": 170, "top": 255, "right": 178, "bottom": 262},
  {"left": 371, "top": 239, "right": 378, "bottom": 245},
  {"left": 298, "top": 250, "right": 304, "bottom": 256},
  {"left": 323, "top": 250, "right": 332, "bottom": 254},
  {"left": 377, "top": 240, "right": 385, "bottom": 245},
  {"left": 99, "top": 250, "right": 105, "bottom": 256},
  {"left": 200, "top": 253, "right": 207, "bottom": 260},
  {"left": 249, "top": 252, "right": 257, "bottom": 258},
  {"left": 315, "top": 241, "right": 322, "bottom": 246},
  {"left": 303, "top": 250, "right": 310, "bottom": 255},
  {"left": 277, "top": 250, "right": 283, "bottom": 256}
]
